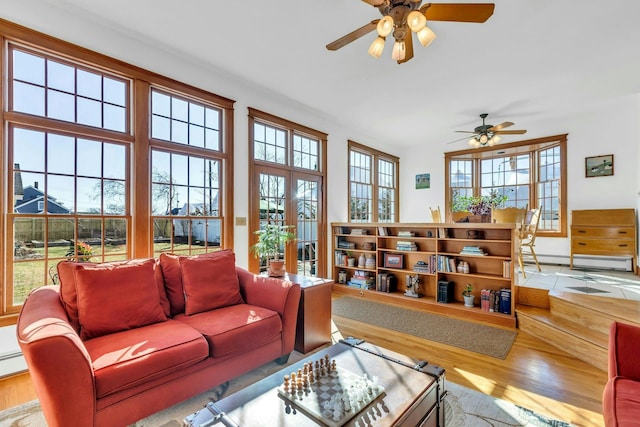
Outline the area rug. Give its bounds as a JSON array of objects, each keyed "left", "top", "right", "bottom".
[
  {"left": 332, "top": 296, "right": 517, "bottom": 359},
  {"left": 0, "top": 353, "right": 571, "bottom": 427}
]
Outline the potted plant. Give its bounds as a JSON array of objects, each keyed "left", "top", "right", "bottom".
[
  {"left": 451, "top": 189, "right": 508, "bottom": 222},
  {"left": 462, "top": 283, "right": 475, "bottom": 307},
  {"left": 250, "top": 224, "right": 296, "bottom": 277}
]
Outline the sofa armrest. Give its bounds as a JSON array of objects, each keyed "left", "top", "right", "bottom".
[
  {"left": 17, "top": 286, "right": 96, "bottom": 427},
  {"left": 236, "top": 267, "right": 301, "bottom": 354},
  {"left": 609, "top": 321, "right": 640, "bottom": 380}
]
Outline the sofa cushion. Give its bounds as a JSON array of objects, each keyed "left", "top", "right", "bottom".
[
  {"left": 174, "top": 304, "right": 282, "bottom": 357},
  {"left": 84, "top": 319, "right": 209, "bottom": 398},
  {"left": 58, "top": 259, "right": 170, "bottom": 331},
  {"left": 180, "top": 251, "right": 243, "bottom": 315},
  {"left": 74, "top": 259, "right": 167, "bottom": 340},
  {"left": 159, "top": 250, "right": 234, "bottom": 316},
  {"left": 604, "top": 376, "right": 640, "bottom": 427}
]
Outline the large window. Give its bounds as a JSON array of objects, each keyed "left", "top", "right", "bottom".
[
  {"left": 0, "top": 24, "right": 234, "bottom": 322},
  {"left": 248, "top": 109, "right": 327, "bottom": 277},
  {"left": 348, "top": 141, "right": 399, "bottom": 223},
  {"left": 445, "top": 135, "right": 567, "bottom": 236}
]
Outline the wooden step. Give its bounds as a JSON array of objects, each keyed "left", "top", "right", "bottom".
[
  {"left": 517, "top": 305, "right": 608, "bottom": 371},
  {"left": 549, "top": 290, "right": 640, "bottom": 334}
]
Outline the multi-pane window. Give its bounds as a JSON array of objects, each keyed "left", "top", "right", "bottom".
[
  {"left": 348, "top": 141, "right": 399, "bottom": 223},
  {"left": 150, "top": 90, "right": 226, "bottom": 256},
  {"left": 1, "top": 30, "right": 233, "bottom": 319},
  {"left": 538, "top": 146, "right": 561, "bottom": 230},
  {"left": 248, "top": 108, "right": 327, "bottom": 277},
  {"left": 445, "top": 135, "right": 567, "bottom": 236},
  {"left": 151, "top": 89, "right": 221, "bottom": 150},
  {"left": 11, "top": 48, "right": 128, "bottom": 132},
  {"left": 480, "top": 154, "right": 530, "bottom": 208},
  {"left": 9, "top": 103, "right": 129, "bottom": 308}
]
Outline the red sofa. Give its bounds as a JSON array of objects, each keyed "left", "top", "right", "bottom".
[
  {"left": 17, "top": 251, "right": 301, "bottom": 427},
  {"left": 603, "top": 321, "right": 640, "bottom": 427}
]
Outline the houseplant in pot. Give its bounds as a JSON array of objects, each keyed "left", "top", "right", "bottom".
[
  {"left": 250, "top": 223, "right": 296, "bottom": 277},
  {"left": 462, "top": 283, "right": 475, "bottom": 307},
  {"left": 451, "top": 189, "right": 508, "bottom": 223}
]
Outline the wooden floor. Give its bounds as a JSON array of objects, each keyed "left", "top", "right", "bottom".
[{"left": 332, "top": 314, "right": 606, "bottom": 427}]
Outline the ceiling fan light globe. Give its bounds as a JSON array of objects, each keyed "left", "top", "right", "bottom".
[
  {"left": 417, "top": 26, "right": 436, "bottom": 47},
  {"left": 468, "top": 138, "right": 477, "bottom": 147},
  {"left": 368, "top": 36, "right": 385, "bottom": 58},
  {"left": 407, "top": 11, "right": 427, "bottom": 32},
  {"left": 377, "top": 16, "right": 394, "bottom": 37},
  {"left": 479, "top": 134, "right": 488, "bottom": 144},
  {"left": 492, "top": 135, "right": 502, "bottom": 144},
  {"left": 391, "top": 41, "right": 406, "bottom": 61}
]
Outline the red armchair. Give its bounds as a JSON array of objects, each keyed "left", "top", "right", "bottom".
[{"left": 603, "top": 321, "right": 640, "bottom": 426}]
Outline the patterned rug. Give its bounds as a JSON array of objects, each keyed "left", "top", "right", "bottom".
[{"left": 0, "top": 352, "right": 571, "bottom": 427}]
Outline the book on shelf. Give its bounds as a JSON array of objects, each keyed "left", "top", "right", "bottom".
[
  {"left": 376, "top": 273, "right": 395, "bottom": 292},
  {"left": 499, "top": 288, "right": 512, "bottom": 314},
  {"left": 396, "top": 241, "right": 418, "bottom": 251},
  {"left": 350, "top": 229, "right": 368, "bottom": 235},
  {"left": 334, "top": 226, "right": 344, "bottom": 235},
  {"left": 337, "top": 241, "right": 356, "bottom": 249},
  {"left": 397, "top": 231, "right": 415, "bottom": 237},
  {"left": 413, "top": 260, "right": 430, "bottom": 273},
  {"left": 437, "top": 280, "right": 454, "bottom": 303},
  {"left": 503, "top": 260, "right": 511, "bottom": 278},
  {"left": 378, "top": 226, "right": 388, "bottom": 236},
  {"left": 459, "top": 246, "right": 487, "bottom": 256}
]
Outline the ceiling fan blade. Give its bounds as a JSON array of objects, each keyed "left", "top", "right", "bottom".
[
  {"left": 398, "top": 31, "right": 414, "bottom": 64},
  {"left": 455, "top": 130, "right": 478, "bottom": 134},
  {"left": 420, "top": 3, "right": 495, "bottom": 23},
  {"left": 361, "top": 0, "right": 385, "bottom": 6},
  {"left": 447, "top": 135, "right": 474, "bottom": 144},
  {"left": 494, "top": 129, "right": 527, "bottom": 135},
  {"left": 326, "top": 20, "right": 379, "bottom": 51},
  {"left": 488, "top": 121, "right": 514, "bottom": 132}
]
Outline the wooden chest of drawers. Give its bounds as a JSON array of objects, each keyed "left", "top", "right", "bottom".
[{"left": 570, "top": 209, "right": 637, "bottom": 272}]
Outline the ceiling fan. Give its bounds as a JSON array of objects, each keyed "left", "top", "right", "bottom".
[
  {"left": 326, "top": 1, "right": 495, "bottom": 64},
  {"left": 453, "top": 113, "right": 527, "bottom": 147}
]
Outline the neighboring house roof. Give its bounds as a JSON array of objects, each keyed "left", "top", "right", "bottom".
[
  {"left": 14, "top": 185, "right": 71, "bottom": 214},
  {"left": 14, "top": 163, "right": 24, "bottom": 201}
]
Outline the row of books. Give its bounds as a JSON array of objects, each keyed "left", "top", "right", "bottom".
[
  {"left": 413, "top": 260, "right": 431, "bottom": 273},
  {"left": 376, "top": 273, "right": 396, "bottom": 292},
  {"left": 480, "top": 288, "right": 512, "bottom": 314},
  {"left": 397, "top": 231, "right": 415, "bottom": 237},
  {"left": 337, "top": 240, "right": 356, "bottom": 249},
  {"left": 503, "top": 260, "right": 512, "bottom": 278},
  {"left": 350, "top": 228, "right": 368, "bottom": 235}
]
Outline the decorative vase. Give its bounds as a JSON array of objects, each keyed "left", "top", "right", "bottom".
[
  {"left": 358, "top": 253, "right": 366, "bottom": 268},
  {"left": 347, "top": 257, "right": 355, "bottom": 267}
]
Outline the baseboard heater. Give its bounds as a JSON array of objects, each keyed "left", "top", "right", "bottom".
[{"left": 537, "top": 254, "right": 634, "bottom": 272}]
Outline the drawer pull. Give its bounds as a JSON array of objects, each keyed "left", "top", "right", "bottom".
[
  {"left": 577, "top": 230, "right": 586, "bottom": 233},
  {"left": 619, "top": 244, "right": 628, "bottom": 247},
  {"left": 578, "top": 242, "right": 587, "bottom": 246},
  {"left": 619, "top": 231, "right": 628, "bottom": 234}
]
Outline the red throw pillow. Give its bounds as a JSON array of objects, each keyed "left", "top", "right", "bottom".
[
  {"left": 180, "top": 251, "right": 244, "bottom": 316},
  {"left": 159, "top": 250, "right": 234, "bottom": 316},
  {"left": 74, "top": 259, "right": 167, "bottom": 340}
]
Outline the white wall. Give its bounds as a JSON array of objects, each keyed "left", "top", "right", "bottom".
[{"left": 400, "top": 94, "right": 640, "bottom": 264}]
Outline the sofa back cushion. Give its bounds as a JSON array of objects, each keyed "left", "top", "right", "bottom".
[
  {"left": 74, "top": 258, "right": 167, "bottom": 340},
  {"left": 159, "top": 250, "right": 236, "bottom": 316},
  {"left": 58, "top": 259, "right": 170, "bottom": 332},
  {"left": 180, "top": 251, "right": 244, "bottom": 316}
]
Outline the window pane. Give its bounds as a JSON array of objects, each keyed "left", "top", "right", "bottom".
[
  {"left": 103, "top": 78, "right": 126, "bottom": 106},
  {"left": 13, "top": 50, "right": 44, "bottom": 85},
  {"left": 13, "top": 82, "right": 45, "bottom": 115},
  {"left": 14, "top": 128, "right": 45, "bottom": 172},
  {"left": 48, "top": 61, "right": 75, "bottom": 92},
  {"left": 77, "top": 138, "right": 102, "bottom": 177},
  {"left": 77, "top": 69, "right": 101, "bottom": 100},
  {"left": 48, "top": 134, "right": 75, "bottom": 175},
  {"left": 47, "top": 89, "right": 75, "bottom": 122},
  {"left": 104, "top": 104, "right": 126, "bottom": 132},
  {"left": 77, "top": 98, "right": 102, "bottom": 127}
]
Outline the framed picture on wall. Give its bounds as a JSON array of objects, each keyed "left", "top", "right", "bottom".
[
  {"left": 383, "top": 253, "right": 404, "bottom": 269},
  {"left": 585, "top": 154, "right": 614, "bottom": 177},
  {"left": 415, "top": 173, "right": 430, "bottom": 189}
]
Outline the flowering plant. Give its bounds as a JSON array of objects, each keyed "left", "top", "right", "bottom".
[
  {"left": 67, "top": 241, "right": 93, "bottom": 262},
  {"left": 452, "top": 190, "right": 508, "bottom": 216}
]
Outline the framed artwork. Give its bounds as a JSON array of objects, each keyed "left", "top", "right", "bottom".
[
  {"left": 384, "top": 253, "right": 404, "bottom": 269},
  {"left": 585, "top": 154, "right": 614, "bottom": 177},
  {"left": 415, "top": 173, "right": 430, "bottom": 189}
]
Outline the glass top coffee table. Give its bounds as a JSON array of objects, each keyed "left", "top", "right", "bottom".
[{"left": 184, "top": 338, "right": 446, "bottom": 427}]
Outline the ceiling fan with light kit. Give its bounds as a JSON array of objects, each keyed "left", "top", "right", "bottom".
[
  {"left": 452, "top": 113, "right": 527, "bottom": 147},
  {"left": 326, "top": 1, "right": 495, "bottom": 64}
]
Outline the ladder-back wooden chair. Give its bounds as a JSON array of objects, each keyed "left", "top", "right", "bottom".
[
  {"left": 491, "top": 207, "right": 527, "bottom": 225},
  {"left": 429, "top": 206, "right": 442, "bottom": 223},
  {"left": 519, "top": 207, "right": 542, "bottom": 277}
]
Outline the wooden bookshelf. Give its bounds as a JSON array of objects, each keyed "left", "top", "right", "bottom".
[{"left": 331, "top": 222, "right": 519, "bottom": 328}]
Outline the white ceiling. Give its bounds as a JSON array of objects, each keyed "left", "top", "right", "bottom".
[{"left": 4, "top": 0, "right": 640, "bottom": 148}]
